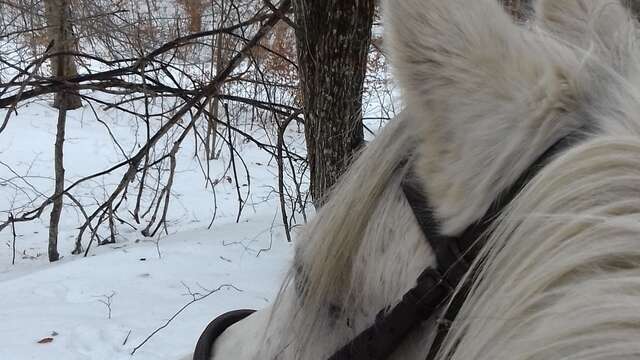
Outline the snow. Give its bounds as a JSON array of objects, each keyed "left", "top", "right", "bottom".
[
  {"left": 0, "top": 101, "right": 298, "bottom": 359},
  {"left": 0, "top": 221, "right": 293, "bottom": 360}
]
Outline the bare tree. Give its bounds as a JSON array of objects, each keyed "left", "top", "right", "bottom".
[
  {"left": 1, "top": 0, "right": 307, "bottom": 260},
  {"left": 44, "top": 0, "right": 82, "bottom": 262},
  {"left": 292, "top": 0, "right": 375, "bottom": 206},
  {"left": 44, "top": 0, "right": 82, "bottom": 109},
  {"left": 204, "top": 0, "right": 232, "bottom": 160},
  {"left": 177, "top": 0, "right": 205, "bottom": 33}
]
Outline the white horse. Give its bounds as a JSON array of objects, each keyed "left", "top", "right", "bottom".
[{"left": 185, "top": 0, "right": 640, "bottom": 358}]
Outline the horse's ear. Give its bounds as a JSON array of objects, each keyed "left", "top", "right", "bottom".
[
  {"left": 535, "top": 0, "right": 635, "bottom": 63},
  {"left": 384, "top": 0, "right": 581, "bottom": 234}
]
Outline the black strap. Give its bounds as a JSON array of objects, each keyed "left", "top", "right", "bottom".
[
  {"left": 193, "top": 309, "right": 256, "bottom": 360},
  {"left": 424, "top": 136, "right": 580, "bottom": 360},
  {"left": 328, "top": 267, "right": 451, "bottom": 360},
  {"left": 401, "top": 178, "right": 469, "bottom": 287},
  {"left": 328, "top": 134, "right": 578, "bottom": 360}
]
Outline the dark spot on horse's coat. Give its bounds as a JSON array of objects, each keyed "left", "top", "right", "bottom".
[
  {"left": 328, "top": 303, "right": 342, "bottom": 319},
  {"left": 294, "top": 260, "right": 308, "bottom": 299}
]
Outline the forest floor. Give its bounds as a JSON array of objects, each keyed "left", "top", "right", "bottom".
[{"left": 0, "top": 101, "right": 297, "bottom": 359}]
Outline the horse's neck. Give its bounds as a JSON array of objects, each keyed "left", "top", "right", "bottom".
[
  {"left": 347, "top": 172, "right": 434, "bottom": 315},
  {"left": 344, "top": 172, "right": 439, "bottom": 358}
]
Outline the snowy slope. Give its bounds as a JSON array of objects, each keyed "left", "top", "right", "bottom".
[
  {"left": 0, "top": 101, "right": 298, "bottom": 359},
  {"left": 0, "top": 217, "right": 292, "bottom": 360}
]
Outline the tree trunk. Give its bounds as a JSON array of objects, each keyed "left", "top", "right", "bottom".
[
  {"left": 205, "top": 0, "right": 233, "bottom": 160},
  {"left": 48, "top": 108, "right": 67, "bottom": 262},
  {"left": 45, "top": 0, "right": 81, "bottom": 262},
  {"left": 293, "top": 0, "right": 374, "bottom": 207},
  {"left": 206, "top": 22, "right": 226, "bottom": 160},
  {"left": 45, "top": 0, "right": 82, "bottom": 110},
  {"left": 628, "top": 0, "right": 640, "bottom": 18}
]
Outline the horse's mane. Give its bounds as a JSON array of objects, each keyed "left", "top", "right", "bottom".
[
  {"left": 436, "top": 2, "right": 640, "bottom": 358},
  {"left": 439, "top": 136, "right": 640, "bottom": 359},
  {"left": 293, "top": 112, "right": 419, "bottom": 314},
  {"left": 256, "top": 113, "right": 430, "bottom": 358}
]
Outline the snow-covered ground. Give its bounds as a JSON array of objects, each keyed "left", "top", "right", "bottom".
[
  {"left": 0, "top": 52, "right": 397, "bottom": 358},
  {"left": 0, "top": 101, "right": 298, "bottom": 359},
  {"left": 0, "top": 223, "right": 292, "bottom": 360}
]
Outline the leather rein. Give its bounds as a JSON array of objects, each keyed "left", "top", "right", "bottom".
[{"left": 194, "top": 136, "right": 575, "bottom": 360}]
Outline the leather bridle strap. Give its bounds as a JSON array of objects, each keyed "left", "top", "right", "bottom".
[
  {"left": 424, "top": 135, "right": 579, "bottom": 360},
  {"left": 327, "top": 267, "right": 453, "bottom": 360},
  {"left": 328, "top": 134, "right": 577, "bottom": 360},
  {"left": 193, "top": 309, "right": 256, "bottom": 360}
]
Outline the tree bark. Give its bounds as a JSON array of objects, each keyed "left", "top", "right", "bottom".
[
  {"left": 628, "top": 0, "right": 640, "bottom": 18},
  {"left": 206, "top": 17, "right": 227, "bottom": 160},
  {"left": 293, "top": 0, "right": 374, "bottom": 207},
  {"left": 206, "top": 53, "right": 223, "bottom": 160},
  {"left": 45, "top": 0, "right": 82, "bottom": 110},
  {"left": 45, "top": 0, "right": 81, "bottom": 261}
]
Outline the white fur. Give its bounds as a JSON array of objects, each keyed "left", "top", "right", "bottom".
[
  {"left": 182, "top": 0, "right": 640, "bottom": 359},
  {"left": 438, "top": 137, "right": 640, "bottom": 360},
  {"left": 385, "top": 0, "right": 582, "bottom": 234}
]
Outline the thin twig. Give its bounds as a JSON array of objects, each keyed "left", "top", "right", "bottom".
[
  {"left": 130, "top": 284, "right": 242, "bottom": 355},
  {"left": 10, "top": 213, "right": 16, "bottom": 265}
]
